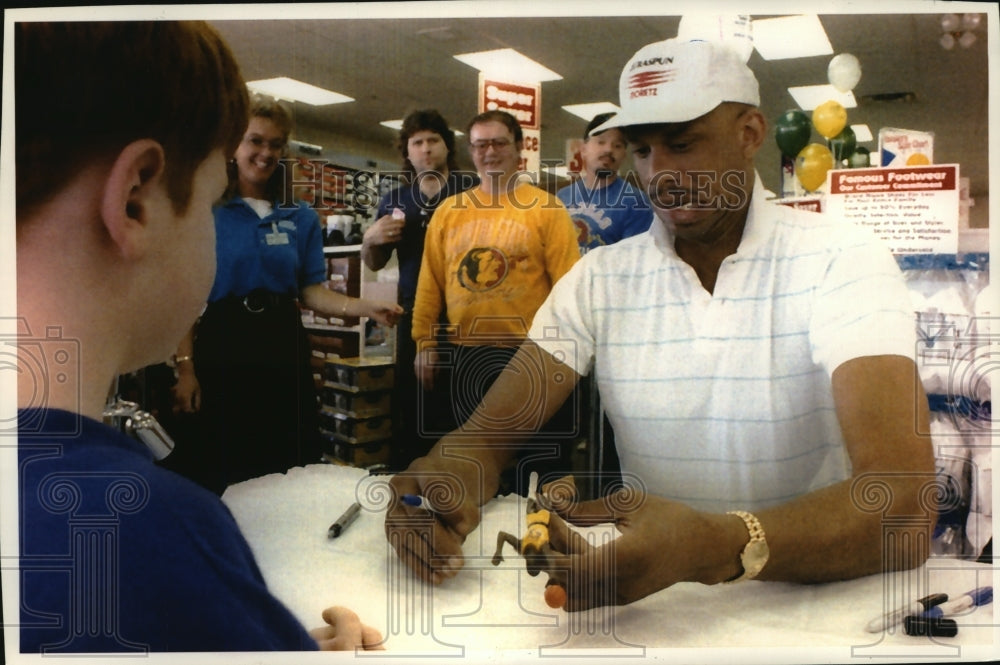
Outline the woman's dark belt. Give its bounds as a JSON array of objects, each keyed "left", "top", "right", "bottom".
[
  {"left": 238, "top": 289, "right": 295, "bottom": 313},
  {"left": 197, "top": 290, "right": 303, "bottom": 369}
]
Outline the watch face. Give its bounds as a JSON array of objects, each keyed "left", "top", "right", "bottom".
[{"left": 743, "top": 539, "right": 770, "bottom": 577}]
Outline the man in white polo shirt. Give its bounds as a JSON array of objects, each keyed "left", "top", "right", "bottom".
[{"left": 385, "top": 38, "right": 934, "bottom": 610}]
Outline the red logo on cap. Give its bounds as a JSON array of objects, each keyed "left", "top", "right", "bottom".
[{"left": 628, "top": 69, "right": 674, "bottom": 98}]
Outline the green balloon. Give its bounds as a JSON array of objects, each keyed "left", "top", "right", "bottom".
[
  {"left": 774, "top": 110, "right": 811, "bottom": 158},
  {"left": 848, "top": 146, "right": 870, "bottom": 168},
  {"left": 828, "top": 126, "right": 857, "bottom": 163}
]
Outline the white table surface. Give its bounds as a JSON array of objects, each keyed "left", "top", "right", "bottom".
[{"left": 222, "top": 463, "right": 998, "bottom": 663}]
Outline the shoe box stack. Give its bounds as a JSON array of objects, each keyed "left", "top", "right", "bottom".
[{"left": 319, "top": 356, "right": 395, "bottom": 468}]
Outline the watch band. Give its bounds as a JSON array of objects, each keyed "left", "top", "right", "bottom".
[{"left": 725, "top": 510, "right": 769, "bottom": 583}]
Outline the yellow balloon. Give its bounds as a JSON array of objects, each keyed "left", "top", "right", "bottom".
[
  {"left": 796, "top": 143, "right": 834, "bottom": 191},
  {"left": 812, "top": 100, "right": 847, "bottom": 140}
]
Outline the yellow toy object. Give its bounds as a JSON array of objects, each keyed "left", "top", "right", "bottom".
[
  {"left": 491, "top": 474, "right": 568, "bottom": 609},
  {"left": 520, "top": 509, "right": 551, "bottom": 554}
]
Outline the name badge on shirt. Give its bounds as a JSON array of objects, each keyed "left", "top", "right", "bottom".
[{"left": 265, "top": 222, "right": 290, "bottom": 246}]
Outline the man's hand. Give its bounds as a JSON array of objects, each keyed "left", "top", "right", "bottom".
[
  {"left": 385, "top": 452, "right": 497, "bottom": 584},
  {"left": 308, "top": 606, "right": 384, "bottom": 650},
  {"left": 364, "top": 211, "right": 406, "bottom": 247},
  {"left": 544, "top": 490, "right": 745, "bottom": 611},
  {"left": 414, "top": 347, "right": 438, "bottom": 391}
]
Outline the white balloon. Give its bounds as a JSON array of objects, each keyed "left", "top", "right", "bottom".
[
  {"left": 941, "top": 13, "right": 961, "bottom": 33},
  {"left": 677, "top": 14, "right": 754, "bottom": 63},
  {"left": 962, "top": 13, "right": 982, "bottom": 32},
  {"left": 827, "top": 53, "right": 862, "bottom": 92}
]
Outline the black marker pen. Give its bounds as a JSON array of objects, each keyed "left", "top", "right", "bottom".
[{"left": 328, "top": 502, "right": 362, "bottom": 538}]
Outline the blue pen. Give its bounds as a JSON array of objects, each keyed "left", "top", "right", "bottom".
[
  {"left": 401, "top": 494, "right": 436, "bottom": 512},
  {"left": 921, "top": 587, "right": 992, "bottom": 619}
]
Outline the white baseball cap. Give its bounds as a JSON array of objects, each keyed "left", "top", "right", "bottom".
[{"left": 594, "top": 38, "right": 759, "bottom": 132}]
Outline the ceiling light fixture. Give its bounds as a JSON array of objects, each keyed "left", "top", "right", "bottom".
[
  {"left": 453, "top": 48, "right": 562, "bottom": 83},
  {"left": 246, "top": 77, "right": 354, "bottom": 106},
  {"left": 851, "top": 124, "right": 874, "bottom": 143},
  {"left": 543, "top": 165, "right": 571, "bottom": 179},
  {"left": 751, "top": 15, "right": 833, "bottom": 60},
  {"left": 787, "top": 84, "right": 857, "bottom": 111},
  {"left": 379, "top": 119, "right": 462, "bottom": 136},
  {"left": 561, "top": 102, "right": 621, "bottom": 122},
  {"left": 939, "top": 13, "right": 981, "bottom": 50}
]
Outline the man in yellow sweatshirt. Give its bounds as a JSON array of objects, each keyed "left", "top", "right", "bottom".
[{"left": 411, "top": 110, "right": 580, "bottom": 492}]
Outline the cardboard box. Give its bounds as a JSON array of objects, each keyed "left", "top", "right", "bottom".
[
  {"left": 878, "top": 127, "right": 934, "bottom": 167},
  {"left": 308, "top": 333, "right": 359, "bottom": 362},
  {"left": 324, "top": 357, "right": 395, "bottom": 392},
  {"left": 319, "top": 412, "right": 392, "bottom": 444},
  {"left": 327, "top": 256, "right": 361, "bottom": 291},
  {"left": 321, "top": 387, "right": 391, "bottom": 418},
  {"left": 322, "top": 438, "right": 392, "bottom": 467}
]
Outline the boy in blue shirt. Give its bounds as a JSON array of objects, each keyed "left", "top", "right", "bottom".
[{"left": 11, "top": 21, "right": 382, "bottom": 653}]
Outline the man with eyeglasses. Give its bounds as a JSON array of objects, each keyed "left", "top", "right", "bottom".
[{"left": 410, "top": 110, "right": 580, "bottom": 494}]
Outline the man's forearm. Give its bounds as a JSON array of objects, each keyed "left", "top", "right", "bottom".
[
  {"left": 748, "top": 473, "right": 933, "bottom": 584},
  {"left": 361, "top": 241, "right": 390, "bottom": 271},
  {"left": 423, "top": 341, "right": 582, "bottom": 507}
]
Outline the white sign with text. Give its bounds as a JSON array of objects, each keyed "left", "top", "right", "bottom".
[{"left": 824, "top": 164, "right": 960, "bottom": 255}]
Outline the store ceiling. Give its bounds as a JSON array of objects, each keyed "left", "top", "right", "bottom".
[{"left": 209, "top": 10, "right": 990, "bottom": 198}]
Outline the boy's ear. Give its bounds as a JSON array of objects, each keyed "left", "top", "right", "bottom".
[{"left": 100, "top": 139, "right": 167, "bottom": 260}]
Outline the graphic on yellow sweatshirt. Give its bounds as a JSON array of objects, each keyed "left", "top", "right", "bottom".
[
  {"left": 458, "top": 247, "right": 507, "bottom": 292},
  {"left": 412, "top": 183, "right": 579, "bottom": 347}
]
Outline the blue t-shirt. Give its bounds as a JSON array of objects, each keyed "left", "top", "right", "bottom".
[
  {"left": 17, "top": 408, "right": 318, "bottom": 653},
  {"left": 208, "top": 198, "right": 327, "bottom": 302},
  {"left": 556, "top": 177, "right": 653, "bottom": 253},
  {"left": 375, "top": 171, "right": 478, "bottom": 311}
]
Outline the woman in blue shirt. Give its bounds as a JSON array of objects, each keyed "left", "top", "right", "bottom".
[{"left": 172, "top": 97, "right": 402, "bottom": 490}]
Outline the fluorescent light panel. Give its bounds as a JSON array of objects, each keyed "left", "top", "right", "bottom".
[
  {"left": 787, "top": 84, "right": 857, "bottom": 111},
  {"left": 562, "top": 102, "right": 620, "bottom": 121},
  {"left": 544, "top": 165, "right": 571, "bottom": 179},
  {"left": 851, "top": 124, "right": 873, "bottom": 143},
  {"left": 247, "top": 77, "right": 354, "bottom": 106},
  {"left": 454, "top": 48, "right": 562, "bottom": 83},
  {"left": 752, "top": 15, "right": 833, "bottom": 60},
  {"left": 379, "top": 119, "right": 462, "bottom": 136}
]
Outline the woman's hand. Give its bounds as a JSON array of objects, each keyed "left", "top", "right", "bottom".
[
  {"left": 171, "top": 367, "right": 201, "bottom": 413},
  {"left": 363, "top": 299, "right": 404, "bottom": 327}
]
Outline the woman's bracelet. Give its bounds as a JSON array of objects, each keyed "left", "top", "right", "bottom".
[{"left": 170, "top": 354, "right": 192, "bottom": 368}]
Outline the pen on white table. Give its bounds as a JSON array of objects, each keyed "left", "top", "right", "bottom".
[
  {"left": 919, "top": 586, "right": 992, "bottom": 619},
  {"left": 328, "top": 501, "right": 362, "bottom": 538},
  {"left": 864, "top": 592, "right": 948, "bottom": 633},
  {"left": 401, "top": 494, "right": 437, "bottom": 512}
]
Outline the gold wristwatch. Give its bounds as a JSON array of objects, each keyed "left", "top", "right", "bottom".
[{"left": 725, "top": 510, "right": 769, "bottom": 582}]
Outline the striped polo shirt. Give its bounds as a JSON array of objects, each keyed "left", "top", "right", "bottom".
[{"left": 530, "top": 180, "right": 916, "bottom": 513}]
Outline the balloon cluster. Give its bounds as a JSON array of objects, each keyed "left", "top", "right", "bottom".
[{"left": 774, "top": 53, "right": 868, "bottom": 193}]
